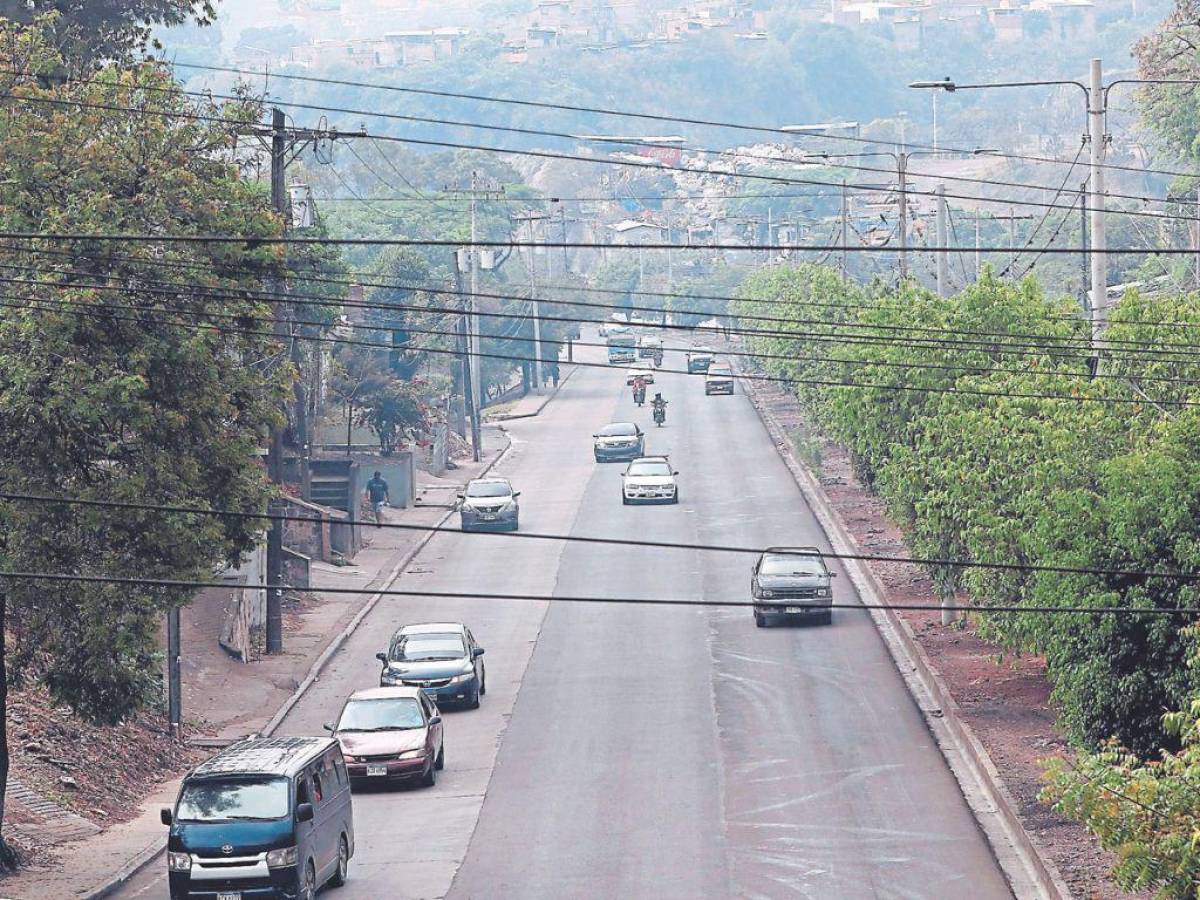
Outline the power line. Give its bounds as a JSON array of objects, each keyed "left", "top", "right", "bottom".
[
  {"left": 5, "top": 252, "right": 1200, "bottom": 364},
  {"left": 15, "top": 283, "right": 1200, "bottom": 386},
  {"left": 1, "top": 567, "right": 1192, "bottom": 616},
  {"left": 7, "top": 256, "right": 1200, "bottom": 364},
  {"left": 4, "top": 288, "right": 1197, "bottom": 404},
  {"left": 2, "top": 230, "right": 1197, "bottom": 254},
  {"left": 7, "top": 85, "right": 1198, "bottom": 225},
  {"left": 4, "top": 491, "right": 1199, "bottom": 583},
  {"left": 170, "top": 60, "right": 1200, "bottom": 183}
]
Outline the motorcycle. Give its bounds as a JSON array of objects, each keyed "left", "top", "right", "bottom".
[
  {"left": 652, "top": 404, "right": 666, "bottom": 427},
  {"left": 634, "top": 386, "right": 646, "bottom": 406},
  {"left": 652, "top": 350, "right": 664, "bottom": 367}
]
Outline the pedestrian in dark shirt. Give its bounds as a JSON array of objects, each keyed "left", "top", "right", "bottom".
[{"left": 365, "top": 471, "right": 389, "bottom": 527}]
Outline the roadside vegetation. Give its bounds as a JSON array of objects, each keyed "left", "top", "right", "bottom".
[{"left": 733, "top": 262, "right": 1200, "bottom": 895}]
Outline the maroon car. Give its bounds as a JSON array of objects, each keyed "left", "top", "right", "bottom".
[{"left": 326, "top": 686, "right": 445, "bottom": 788}]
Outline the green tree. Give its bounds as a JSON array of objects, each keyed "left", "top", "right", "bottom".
[
  {"left": 0, "top": 2, "right": 219, "bottom": 65},
  {"left": 0, "top": 23, "right": 287, "bottom": 864}
]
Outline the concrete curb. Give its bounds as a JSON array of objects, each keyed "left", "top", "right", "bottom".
[
  {"left": 82, "top": 431, "right": 519, "bottom": 900},
  {"left": 741, "top": 376, "right": 1073, "bottom": 900},
  {"left": 490, "top": 364, "right": 579, "bottom": 421}
]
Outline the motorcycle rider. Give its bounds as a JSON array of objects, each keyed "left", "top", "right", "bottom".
[
  {"left": 632, "top": 374, "right": 647, "bottom": 406},
  {"left": 651, "top": 392, "right": 667, "bottom": 424}
]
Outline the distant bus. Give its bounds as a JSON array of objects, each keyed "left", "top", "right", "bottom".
[{"left": 607, "top": 334, "right": 637, "bottom": 364}]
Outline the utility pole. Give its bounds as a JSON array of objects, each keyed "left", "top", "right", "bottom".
[
  {"left": 935, "top": 184, "right": 949, "bottom": 296},
  {"left": 1088, "top": 58, "right": 1107, "bottom": 360},
  {"left": 523, "top": 213, "right": 545, "bottom": 391},
  {"left": 445, "top": 174, "right": 503, "bottom": 434},
  {"left": 897, "top": 154, "right": 909, "bottom": 280},
  {"left": 453, "top": 250, "right": 482, "bottom": 462},
  {"left": 840, "top": 178, "right": 849, "bottom": 279},
  {"left": 265, "top": 107, "right": 287, "bottom": 657},
  {"left": 1193, "top": 185, "right": 1200, "bottom": 291},
  {"left": 974, "top": 217, "right": 981, "bottom": 279},
  {"left": 1080, "top": 181, "right": 1090, "bottom": 312},
  {"left": 167, "top": 606, "right": 181, "bottom": 738}
]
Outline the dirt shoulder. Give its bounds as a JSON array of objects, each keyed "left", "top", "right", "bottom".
[{"left": 750, "top": 375, "right": 1145, "bottom": 900}]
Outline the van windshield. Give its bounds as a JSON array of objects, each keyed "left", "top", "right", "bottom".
[{"left": 176, "top": 776, "right": 289, "bottom": 822}]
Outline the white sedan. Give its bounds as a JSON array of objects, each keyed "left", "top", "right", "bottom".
[
  {"left": 625, "top": 367, "right": 655, "bottom": 385},
  {"left": 621, "top": 456, "right": 679, "bottom": 505}
]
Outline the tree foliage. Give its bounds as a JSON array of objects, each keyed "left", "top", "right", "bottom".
[
  {"left": 0, "top": 22, "right": 287, "bottom": 722},
  {"left": 0, "top": 2, "right": 218, "bottom": 65},
  {"left": 734, "top": 265, "right": 1200, "bottom": 756}
]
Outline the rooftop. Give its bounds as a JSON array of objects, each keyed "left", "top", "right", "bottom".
[{"left": 190, "top": 737, "right": 333, "bottom": 779}]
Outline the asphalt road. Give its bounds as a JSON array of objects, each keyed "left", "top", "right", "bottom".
[{"left": 118, "top": 341, "right": 1013, "bottom": 900}]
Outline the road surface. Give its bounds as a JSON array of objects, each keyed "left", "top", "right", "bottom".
[{"left": 117, "top": 342, "right": 1013, "bottom": 900}]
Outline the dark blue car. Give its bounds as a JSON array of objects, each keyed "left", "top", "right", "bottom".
[
  {"left": 593, "top": 422, "right": 646, "bottom": 462},
  {"left": 163, "top": 736, "right": 353, "bottom": 900}
]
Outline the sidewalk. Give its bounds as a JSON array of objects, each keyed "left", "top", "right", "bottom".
[
  {"left": 0, "top": 430, "right": 511, "bottom": 900},
  {"left": 486, "top": 363, "right": 578, "bottom": 421}
]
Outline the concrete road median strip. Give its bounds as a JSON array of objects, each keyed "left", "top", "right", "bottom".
[{"left": 740, "top": 369, "right": 1073, "bottom": 900}]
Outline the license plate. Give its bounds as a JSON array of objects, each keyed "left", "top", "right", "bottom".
[
  {"left": 366, "top": 765, "right": 388, "bottom": 776},
  {"left": 480, "top": 513, "right": 496, "bottom": 521},
  {"left": 785, "top": 606, "right": 810, "bottom": 613},
  {"left": 217, "top": 893, "right": 242, "bottom": 900}
]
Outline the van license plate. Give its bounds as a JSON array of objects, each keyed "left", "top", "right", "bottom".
[
  {"left": 786, "top": 606, "right": 809, "bottom": 613},
  {"left": 217, "top": 893, "right": 242, "bottom": 900},
  {"left": 366, "top": 765, "right": 387, "bottom": 776}
]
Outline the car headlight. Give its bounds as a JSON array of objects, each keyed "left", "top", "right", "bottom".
[
  {"left": 168, "top": 852, "right": 192, "bottom": 872},
  {"left": 816, "top": 588, "right": 830, "bottom": 598},
  {"left": 266, "top": 846, "right": 298, "bottom": 869},
  {"left": 449, "top": 671, "right": 475, "bottom": 684},
  {"left": 380, "top": 669, "right": 401, "bottom": 684},
  {"left": 398, "top": 748, "right": 426, "bottom": 760},
  {"left": 501, "top": 500, "right": 517, "bottom": 512},
  {"left": 759, "top": 590, "right": 774, "bottom": 599}
]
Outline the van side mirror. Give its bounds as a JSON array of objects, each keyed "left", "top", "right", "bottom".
[
  {"left": 296, "top": 802, "right": 314, "bottom": 823},
  {"left": 160, "top": 808, "right": 173, "bottom": 826},
  {"left": 512, "top": 491, "right": 521, "bottom": 498},
  {"left": 472, "top": 647, "right": 485, "bottom": 658},
  {"left": 829, "top": 573, "right": 838, "bottom": 579},
  {"left": 376, "top": 652, "right": 388, "bottom": 664},
  {"left": 323, "top": 722, "right": 334, "bottom": 732}
]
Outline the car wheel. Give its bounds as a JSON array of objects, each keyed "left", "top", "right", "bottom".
[
  {"left": 820, "top": 610, "right": 833, "bottom": 626},
  {"left": 466, "top": 686, "right": 481, "bottom": 710},
  {"left": 671, "top": 491, "right": 680, "bottom": 505},
  {"left": 300, "top": 859, "right": 317, "bottom": 900},
  {"left": 622, "top": 495, "right": 630, "bottom": 505},
  {"left": 510, "top": 518, "right": 519, "bottom": 532},
  {"left": 480, "top": 668, "right": 487, "bottom": 696},
  {"left": 594, "top": 454, "right": 601, "bottom": 462},
  {"left": 330, "top": 835, "right": 349, "bottom": 888},
  {"left": 435, "top": 744, "right": 445, "bottom": 770},
  {"left": 754, "top": 612, "right": 766, "bottom": 628},
  {"left": 421, "top": 757, "right": 437, "bottom": 787}
]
